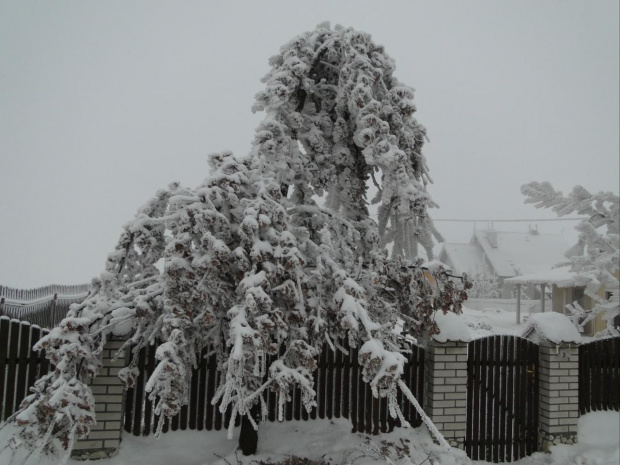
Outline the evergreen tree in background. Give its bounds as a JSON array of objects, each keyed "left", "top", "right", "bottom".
[
  {"left": 1, "top": 24, "right": 470, "bottom": 461},
  {"left": 468, "top": 271, "right": 500, "bottom": 299},
  {"left": 522, "top": 181, "right": 619, "bottom": 336}
]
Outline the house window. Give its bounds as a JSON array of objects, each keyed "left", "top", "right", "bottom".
[{"left": 573, "top": 287, "right": 585, "bottom": 308}]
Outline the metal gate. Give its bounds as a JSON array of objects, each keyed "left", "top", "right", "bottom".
[{"left": 465, "top": 335, "right": 539, "bottom": 462}]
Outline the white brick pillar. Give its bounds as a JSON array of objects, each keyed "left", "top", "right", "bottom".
[
  {"left": 538, "top": 342, "right": 580, "bottom": 451},
  {"left": 423, "top": 340, "right": 468, "bottom": 448},
  {"left": 71, "top": 337, "right": 127, "bottom": 460}
]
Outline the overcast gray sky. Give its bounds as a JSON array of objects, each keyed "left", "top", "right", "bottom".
[{"left": 1, "top": 1, "right": 618, "bottom": 288}]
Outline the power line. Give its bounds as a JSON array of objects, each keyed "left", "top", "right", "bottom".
[{"left": 432, "top": 217, "right": 587, "bottom": 223}]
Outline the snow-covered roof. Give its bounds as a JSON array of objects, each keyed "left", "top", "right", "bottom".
[
  {"left": 504, "top": 267, "right": 587, "bottom": 288},
  {"left": 421, "top": 259, "right": 452, "bottom": 272},
  {"left": 438, "top": 243, "right": 488, "bottom": 275},
  {"left": 521, "top": 312, "right": 582, "bottom": 344},
  {"left": 472, "top": 230, "right": 569, "bottom": 278}
]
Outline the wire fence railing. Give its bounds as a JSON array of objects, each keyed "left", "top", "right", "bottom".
[{"left": 0, "top": 284, "right": 90, "bottom": 329}]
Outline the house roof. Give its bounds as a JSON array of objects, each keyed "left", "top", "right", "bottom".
[
  {"left": 504, "top": 267, "right": 586, "bottom": 288},
  {"left": 472, "top": 230, "right": 569, "bottom": 278},
  {"left": 438, "top": 243, "right": 488, "bottom": 276}
]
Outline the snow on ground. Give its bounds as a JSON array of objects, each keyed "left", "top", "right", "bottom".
[
  {"left": 1, "top": 411, "right": 617, "bottom": 464},
  {"left": 497, "top": 411, "right": 620, "bottom": 465}
]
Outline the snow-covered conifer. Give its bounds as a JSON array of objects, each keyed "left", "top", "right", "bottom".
[
  {"left": 468, "top": 272, "right": 500, "bottom": 299},
  {"left": 522, "top": 181, "right": 619, "bottom": 336},
  {"left": 2, "top": 24, "right": 470, "bottom": 461}
]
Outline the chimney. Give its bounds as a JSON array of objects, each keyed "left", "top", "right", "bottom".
[{"left": 488, "top": 230, "right": 498, "bottom": 248}]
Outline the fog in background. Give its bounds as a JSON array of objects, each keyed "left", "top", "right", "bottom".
[{"left": 1, "top": 1, "right": 618, "bottom": 288}]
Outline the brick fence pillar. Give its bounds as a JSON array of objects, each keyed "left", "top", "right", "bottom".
[
  {"left": 538, "top": 342, "right": 580, "bottom": 451},
  {"left": 423, "top": 340, "right": 468, "bottom": 448},
  {"left": 71, "top": 337, "right": 127, "bottom": 460}
]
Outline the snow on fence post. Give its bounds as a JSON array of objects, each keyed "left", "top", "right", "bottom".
[
  {"left": 521, "top": 313, "right": 581, "bottom": 451},
  {"left": 71, "top": 336, "right": 128, "bottom": 461},
  {"left": 423, "top": 312, "right": 471, "bottom": 449}
]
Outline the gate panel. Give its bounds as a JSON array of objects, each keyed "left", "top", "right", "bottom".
[
  {"left": 466, "top": 335, "right": 539, "bottom": 462},
  {"left": 579, "top": 337, "right": 620, "bottom": 414}
]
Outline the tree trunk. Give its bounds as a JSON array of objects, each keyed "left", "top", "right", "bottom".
[{"left": 238, "top": 402, "right": 261, "bottom": 455}]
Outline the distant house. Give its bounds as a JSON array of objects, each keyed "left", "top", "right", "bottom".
[
  {"left": 438, "top": 228, "right": 569, "bottom": 299},
  {"left": 505, "top": 267, "right": 620, "bottom": 336}
]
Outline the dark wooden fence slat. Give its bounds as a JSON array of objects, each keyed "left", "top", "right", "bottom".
[
  {"left": 27, "top": 326, "right": 42, "bottom": 397},
  {"left": 371, "top": 390, "right": 380, "bottom": 435},
  {"left": 524, "top": 341, "right": 532, "bottom": 457},
  {"left": 143, "top": 344, "right": 156, "bottom": 436},
  {"left": 364, "top": 372, "right": 372, "bottom": 434},
  {"left": 196, "top": 347, "right": 208, "bottom": 431},
  {"left": 593, "top": 340, "right": 601, "bottom": 412},
  {"left": 505, "top": 337, "right": 514, "bottom": 462},
  {"left": 132, "top": 347, "right": 147, "bottom": 436},
  {"left": 293, "top": 385, "right": 301, "bottom": 421},
  {"left": 472, "top": 338, "right": 481, "bottom": 461},
  {"left": 602, "top": 339, "right": 610, "bottom": 410},
  {"left": 606, "top": 340, "right": 614, "bottom": 410},
  {"left": 532, "top": 341, "right": 540, "bottom": 458},
  {"left": 326, "top": 346, "right": 334, "bottom": 420},
  {"left": 578, "top": 343, "right": 587, "bottom": 414},
  {"left": 465, "top": 339, "right": 474, "bottom": 459},
  {"left": 342, "top": 345, "right": 350, "bottom": 420},
  {"left": 334, "top": 347, "right": 342, "bottom": 419},
  {"left": 357, "top": 351, "right": 366, "bottom": 433},
  {"left": 213, "top": 363, "right": 222, "bottom": 431},
  {"left": 490, "top": 336, "right": 499, "bottom": 462},
  {"left": 485, "top": 336, "right": 494, "bottom": 463},
  {"left": 491, "top": 336, "right": 500, "bottom": 462},
  {"left": 416, "top": 345, "right": 424, "bottom": 427},
  {"left": 519, "top": 338, "right": 528, "bottom": 459},
  {"left": 526, "top": 341, "right": 536, "bottom": 457},
  {"left": 285, "top": 386, "right": 293, "bottom": 422},
  {"left": 591, "top": 340, "right": 600, "bottom": 412},
  {"left": 614, "top": 339, "right": 620, "bottom": 411},
  {"left": 379, "top": 391, "right": 388, "bottom": 433},
  {"left": 0, "top": 318, "right": 10, "bottom": 420},
  {"left": 14, "top": 323, "right": 33, "bottom": 412},
  {"left": 318, "top": 345, "right": 327, "bottom": 420},
  {"left": 188, "top": 357, "right": 199, "bottom": 430},
  {"left": 350, "top": 347, "right": 358, "bottom": 431},
  {"left": 401, "top": 349, "right": 411, "bottom": 424},
  {"left": 206, "top": 352, "right": 216, "bottom": 430},
  {"left": 511, "top": 338, "right": 521, "bottom": 461},
  {"left": 4, "top": 320, "right": 21, "bottom": 421}
]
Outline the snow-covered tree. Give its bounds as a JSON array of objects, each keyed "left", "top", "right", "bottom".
[
  {"left": 468, "top": 271, "right": 500, "bottom": 299},
  {"left": 521, "top": 181, "right": 619, "bottom": 336},
  {"left": 1, "top": 24, "right": 470, "bottom": 462}
]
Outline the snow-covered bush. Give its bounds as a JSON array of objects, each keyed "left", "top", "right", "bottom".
[
  {"left": 1, "top": 23, "right": 470, "bottom": 461},
  {"left": 468, "top": 272, "right": 500, "bottom": 299},
  {"left": 522, "top": 181, "right": 619, "bottom": 336}
]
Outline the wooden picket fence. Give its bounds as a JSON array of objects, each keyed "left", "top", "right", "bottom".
[
  {"left": 124, "top": 342, "right": 425, "bottom": 436},
  {"left": 578, "top": 337, "right": 620, "bottom": 414},
  {"left": 0, "top": 284, "right": 90, "bottom": 329},
  {"left": 0, "top": 316, "right": 51, "bottom": 421}
]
